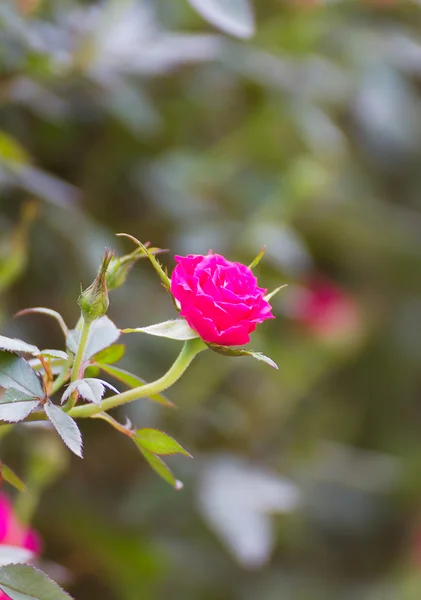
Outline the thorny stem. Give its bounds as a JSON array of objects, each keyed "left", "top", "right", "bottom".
[
  {"left": 69, "top": 338, "right": 206, "bottom": 418},
  {"left": 63, "top": 318, "right": 92, "bottom": 411}
]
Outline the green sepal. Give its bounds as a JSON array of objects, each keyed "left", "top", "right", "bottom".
[{"left": 207, "top": 343, "right": 278, "bottom": 369}]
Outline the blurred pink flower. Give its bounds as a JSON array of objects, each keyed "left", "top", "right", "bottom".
[
  {"left": 289, "top": 278, "right": 361, "bottom": 343},
  {"left": 0, "top": 493, "right": 42, "bottom": 600},
  {"left": 171, "top": 252, "right": 274, "bottom": 346}
]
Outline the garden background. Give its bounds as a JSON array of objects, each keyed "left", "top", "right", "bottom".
[{"left": 2, "top": 1, "right": 421, "bottom": 598}]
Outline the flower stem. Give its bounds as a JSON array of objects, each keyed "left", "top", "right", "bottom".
[
  {"left": 63, "top": 318, "right": 91, "bottom": 411},
  {"left": 51, "top": 357, "right": 72, "bottom": 396},
  {"left": 69, "top": 338, "right": 206, "bottom": 419}
]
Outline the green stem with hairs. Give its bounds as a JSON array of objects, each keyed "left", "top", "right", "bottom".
[
  {"left": 69, "top": 338, "right": 206, "bottom": 419},
  {"left": 63, "top": 318, "right": 92, "bottom": 411}
]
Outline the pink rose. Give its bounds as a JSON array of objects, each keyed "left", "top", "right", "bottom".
[
  {"left": 170, "top": 252, "right": 274, "bottom": 346},
  {"left": 0, "top": 493, "right": 42, "bottom": 600}
]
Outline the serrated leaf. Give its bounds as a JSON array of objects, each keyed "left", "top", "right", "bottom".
[
  {"left": 44, "top": 402, "right": 83, "bottom": 458},
  {"left": 123, "top": 319, "right": 199, "bottom": 341},
  {"left": 0, "top": 335, "right": 39, "bottom": 356},
  {"left": 0, "top": 352, "right": 44, "bottom": 397},
  {"left": 264, "top": 284, "right": 287, "bottom": 302},
  {"left": 15, "top": 308, "right": 68, "bottom": 337},
  {"left": 0, "top": 389, "right": 40, "bottom": 423},
  {"left": 90, "top": 344, "right": 125, "bottom": 365},
  {"left": 248, "top": 247, "right": 266, "bottom": 269},
  {"left": 1, "top": 464, "right": 26, "bottom": 492},
  {"left": 0, "top": 564, "right": 74, "bottom": 600},
  {"left": 37, "top": 350, "right": 69, "bottom": 361},
  {"left": 187, "top": 0, "right": 255, "bottom": 38},
  {"left": 207, "top": 344, "right": 278, "bottom": 369},
  {"left": 0, "top": 546, "right": 33, "bottom": 566},
  {"left": 61, "top": 378, "right": 119, "bottom": 405},
  {"left": 96, "top": 364, "right": 173, "bottom": 407},
  {"left": 135, "top": 429, "right": 192, "bottom": 457},
  {"left": 136, "top": 445, "right": 183, "bottom": 490},
  {"left": 66, "top": 316, "right": 120, "bottom": 359}
]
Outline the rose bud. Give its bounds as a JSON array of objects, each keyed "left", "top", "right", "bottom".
[
  {"left": 78, "top": 249, "right": 113, "bottom": 322},
  {"left": 170, "top": 252, "right": 274, "bottom": 346}
]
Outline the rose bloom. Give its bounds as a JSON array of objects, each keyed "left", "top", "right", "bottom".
[
  {"left": 0, "top": 493, "right": 42, "bottom": 600},
  {"left": 288, "top": 278, "right": 361, "bottom": 343},
  {"left": 170, "top": 252, "right": 274, "bottom": 346}
]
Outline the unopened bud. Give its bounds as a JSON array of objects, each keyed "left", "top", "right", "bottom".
[
  {"left": 78, "top": 249, "right": 113, "bottom": 322},
  {"left": 105, "top": 245, "right": 166, "bottom": 291}
]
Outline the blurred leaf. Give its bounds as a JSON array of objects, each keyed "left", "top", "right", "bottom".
[
  {"left": 61, "top": 378, "right": 118, "bottom": 405},
  {"left": 0, "top": 131, "right": 30, "bottom": 165},
  {"left": 207, "top": 344, "right": 278, "bottom": 369},
  {"left": 0, "top": 463, "right": 27, "bottom": 492},
  {"left": 96, "top": 364, "right": 173, "bottom": 407},
  {"left": 0, "top": 352, "right": 44, "bottom": 397},
  {"left": 0, "top": 564, "right": 73, "bottom": 600},
  {"left": 91, "top": 344, "right": 125, "bottom": 365},
  {"left": 0, "top": 546, "right": 33, "bottom": 566},
  {"left": 187, "top": 0, "right": 255, "bottom": 38},
  {"left": 135, "top": 444, "right": 183, "bottom": 490},
  {"left": 67, "top": 316, "right": 120, "bottom": 359},
  {"left": 44, "top": 401, "right": 83, "bottom": 458},
  {"left": 0, "top": 389, "right": 40, "bottom": 423},
  {"left": 0, "top": 335, "right": 39, "bottom": 356},
  {"left": 135, "top": 429, "right": 192, "bottom": 457},
  {"left": 123, "top": 319, "right": 199, "bottom": 340}
]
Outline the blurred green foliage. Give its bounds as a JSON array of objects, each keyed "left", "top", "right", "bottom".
[{"left": 2, "top": 0, "right": 421, "bottom": 598}]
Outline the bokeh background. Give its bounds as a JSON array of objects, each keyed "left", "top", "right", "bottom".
[{"left": 2, "top": 0, "right": 421, "bottom": 598}]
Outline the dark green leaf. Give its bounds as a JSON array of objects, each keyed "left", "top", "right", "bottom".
[
  {"left": 0, "top": 564, "right": 74, "bottom": 600},
  {"left": 90, "top": 344, "right": 125, "bottom": 365},
  {"left": 0, "top": 335, "right": 39, "bottom": 356},
  {"left": 135, "top": 445, "right": 183, "bottom": 490},
  {"left": 135, "top": 429, "right": 192, "bottom": 457},
  {"left": 66, "top": 316, "right": 120, "bottom": 359},
  {"left": 1, "top": 464, "right": 27, "bottom": 492},
  {"left": 0, "top": 352, "right": 44, "bottom": 397},
  {"left": 187, "top": 0, "right": 255, "bottom": 38},
  {"left": 207, "top": 344, "right": 278, "bottom": 369},
  {"left": 44, "top": 401, "right": 83, "bottom": 458},
  {"left": 97, "top": 364, "right": 172, "bottom": 407},
  {"left": 0, "top": 389, "right": 40, "bottom": 423},
  {"left": 122, "top": 319, "right": 198, "bottom": 340}
]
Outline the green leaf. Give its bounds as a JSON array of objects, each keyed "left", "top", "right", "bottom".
[
  {"left": 122, "top": 319, "right": 199, "bottom": 341},
  {"left": 96, "top": 364, "right": 173, "bottom": 407},
  {"left": 0, "top": 389, "right": 40, "bottom": 423},
  {"left": 248, "top": 247, "right": 266, "bottom": 269},
  {"left": 0, "top": 352, "right": 44, "bottom": 397},
  {"left": 1, "top": 464, "right": 27, "bottom": 492},
  {"left": 0, "top": 546, "right": 33, "bottom": 566},
  {"left": 135, "top": 429, "right": 192, "bottom": 457},
  {"left": 187, "top": 0, "right": 255, "bottom": 38},
  {"left": 67, "top": 316, "right": 120, "bottom": 359},
  {"left": 90, "top": 344, "right": 125, "bottom": 365},
  {"left": 135, "top": 445, "right": 183, "bottom": 490},
  {"left": 44, "top": 401, "right": 83, "bottom": 458},
  {"left": 0, "top": 564, "right": 74, "bottom": 600},
  {"left": 116, "top": 233, "right": 171, "bottom": 288},
  {"left": 264, "top": 284, "right": 288, "bottom": 302},
  {"left": 0, "top": 336, "right": 39, "bottom": 356},
  {"left": 61, "top": 378, "right": 118, "bottom": 405},
  {"left": 15, "top": 308, "right": 69, "bottom": 337},
  {"left": 207, "top": 344, "right": 278, "bottom": 369}
]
